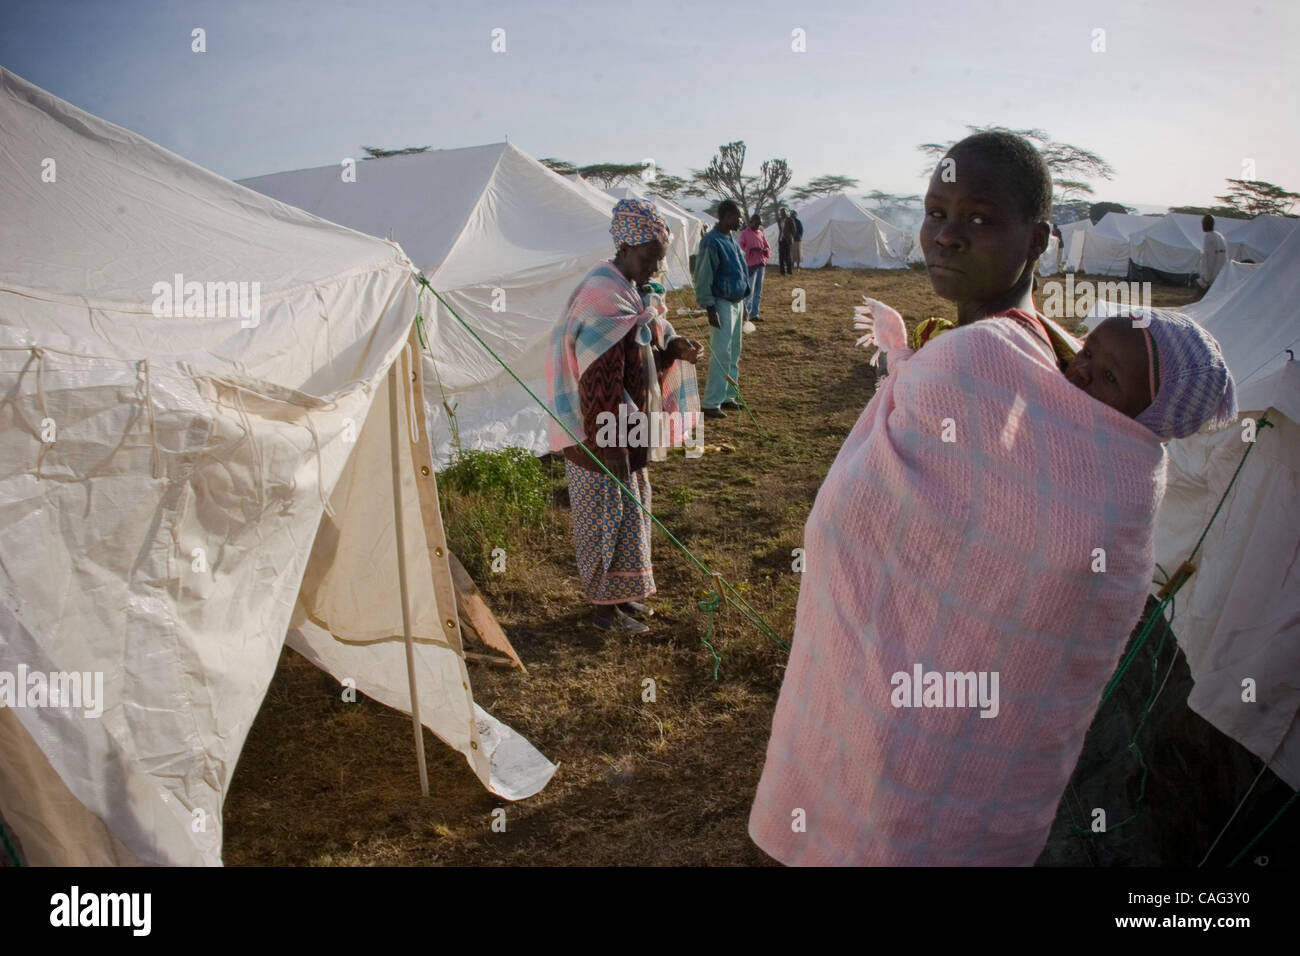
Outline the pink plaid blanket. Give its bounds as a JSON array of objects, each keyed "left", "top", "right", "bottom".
[
  {"left": 749, "top": 313, "right": 1167, "bottom": 866},
  {"left": 548, "top": 261, "right": 698, "bottom": 454}
]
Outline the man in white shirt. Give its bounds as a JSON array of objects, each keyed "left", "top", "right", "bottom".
[{"left": 1198, "top": 214, "right": 1229, "bottom": 288}]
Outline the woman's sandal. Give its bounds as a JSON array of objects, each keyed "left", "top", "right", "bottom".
[{"left": 592, "top": 608, "right": 649, "bottom": 634}]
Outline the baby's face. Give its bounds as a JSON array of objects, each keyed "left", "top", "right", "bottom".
[{"left": 1065, "top": 318, "right": 1154, "bottom": 418}]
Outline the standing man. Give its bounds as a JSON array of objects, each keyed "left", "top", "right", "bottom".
[
  {"left": 777, "top": 208, "right": 795, "bottom": 275},
  {"left": 791, "top": 210, "right": 804, "bottom": 270},
  {"left": 694, "top": 199, "right": 751, "bottom": 419},
  {"left": 738, "top": 213, "right": 771, "bottom": 323},
  {"left": 1198, "top": 214, "right": 1229, "bottom": 289}
]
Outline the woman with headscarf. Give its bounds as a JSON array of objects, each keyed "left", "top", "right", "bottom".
[{"left": 548, "top": 199, "right": 703, "bottom": 634}]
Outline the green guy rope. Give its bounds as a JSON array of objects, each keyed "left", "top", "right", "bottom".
[{"left": 414, "top": 276, "right": 788, "bottom": 658}]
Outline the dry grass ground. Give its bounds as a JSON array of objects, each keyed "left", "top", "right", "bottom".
[{"left": 224, "top": 266, "right": 1204, "bottom": 866}]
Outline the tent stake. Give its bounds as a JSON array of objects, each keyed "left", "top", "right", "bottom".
[{"left": 389, "top": 359, "right": 430, "bottom": 797}]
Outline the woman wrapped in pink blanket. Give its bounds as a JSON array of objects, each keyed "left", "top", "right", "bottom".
[{"left": 749, "top": 131, "right": 1236, "bottom": 866}]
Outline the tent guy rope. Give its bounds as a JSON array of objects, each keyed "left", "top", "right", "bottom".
[{"left": 414, "top": 275, "right": 789, "bottom": 665}]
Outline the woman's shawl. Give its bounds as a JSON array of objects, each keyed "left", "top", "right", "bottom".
[
  {"left": 749, "top": 310, "right": 1167, "bottom": 865},
  {"left": 548, "top": 261, "right": 698, "bottom": 457}
]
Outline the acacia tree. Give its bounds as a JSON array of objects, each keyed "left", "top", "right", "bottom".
[
  {"left": 647, "top": 172, "right": 688, "bottom": 200},
  {"left": 1215, "top": 178, "right": 1300, "bottom": 217},
  {"left": 863, "top": 189, "right": 922, "bottom": 222},
  {"left": 1087, "top": 201, "right": 1135, "bottom": 224},
  {"left": 579, "top": 162, "right": 651, "bottom": 188},
  {"left": 917, "top": 126, "right": 1115, "bottom": 204},
  {"left": 687, "top": 141, "right": 792, "bottom": 221},
  {"left": 539, "top": 158, "right": 578, "bottom": 176},
  {"left": 790, "top": 174, "right": 860, "bottom": 203},
  {"left": 360, "top": 145, "right": 431, "bottom": 159}
]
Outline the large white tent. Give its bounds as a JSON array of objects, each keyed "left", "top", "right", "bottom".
[
  {"left": 768, "top": 193, "right": 909, "bottom": 269},
  {"left": 1087, "top": 229, "right": 1300, "bottom": 790},
  {"left": 1154, "top": 227, "right": 1300, "bottom": 789},
  {"left": 1071, "top": 212, "right": 1159, "bottom": 276},
  {"left": 0, "top": 69, "right": 554, "bottom": 866},
  {"left": 1229, "top": 214, "right": 1299, "bottom": 262},
  {"left": 1129, "top": 212, "right": 1250, "bottom": 278},
  {"left": 240, "top": 144, "right": 616, "bottom": 464}
]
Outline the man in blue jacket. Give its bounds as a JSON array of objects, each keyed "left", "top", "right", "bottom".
[{"left": 693, "top": 199, "right": 751, "bottom": 418}]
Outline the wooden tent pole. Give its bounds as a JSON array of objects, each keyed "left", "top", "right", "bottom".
[{"left": 389, "top": 356, "right": 430, "bottom": 797}]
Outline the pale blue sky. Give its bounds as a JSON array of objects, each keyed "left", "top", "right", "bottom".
[{"left": 3, "top": 0, "right": 1297, "bottom": 211}]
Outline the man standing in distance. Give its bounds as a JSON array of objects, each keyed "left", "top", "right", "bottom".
[
  {"left": 777, "top": 207, "right": 795, "bottom": 275},
  {"left": 693, "top": 199, "right": 751, "bottom": 418},
  {"left": 791, "top": 210, "right": 804, "bottom": 270},
  {"left": 1198, "top": 215, "right": 1229, "bottom": 290}
]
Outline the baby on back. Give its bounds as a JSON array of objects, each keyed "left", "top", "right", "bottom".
[
  {"left": 857, "top": 300, "right": 1236, "bottom": 442},
  {"left": 1065, "top": 308, "right": 1235, "bottom": 441}
]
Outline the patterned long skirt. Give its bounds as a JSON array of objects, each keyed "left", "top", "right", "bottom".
[{"left": 565, "top": 460, "right": 655, "bottom": 605}]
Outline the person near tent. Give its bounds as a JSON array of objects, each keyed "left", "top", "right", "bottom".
[
  {"left": 1198, "top": 214, "right": 1229, "bottom": 289},
  {"left": 738, "top": 213, "right": 771, "bottom": 323},
  {"left": 549, "top": 199, "right": 703, "bottom": 634},
  {"left": 694, "top": 199, "right": 751, "bottom": 418},
  {"left": 748, "top": 130, "right": 1235, "bottom": 866},
  {"left": 777, "top": 208, "right": 796, "bottom": 275},
  {"left": 791, "top": 210, "right": 804, "bottom": 269}
]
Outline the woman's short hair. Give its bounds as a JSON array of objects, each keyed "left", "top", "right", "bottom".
[
  {"left": 945, "top": 130, "right": 1053, "bottom": 223},
  {"left": 717, "top": 199, "right": 741, "bottom": 218}
]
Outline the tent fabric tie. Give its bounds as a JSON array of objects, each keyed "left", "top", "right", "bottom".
[
  {"left": 314, "top": 286, "right": 334, "bottom": 366},
  {"left": 32, "top": 348, "right": 50, "bottom": 480},
  {"left": 140, "top": 358, "right": 161, "bottom": 479}
]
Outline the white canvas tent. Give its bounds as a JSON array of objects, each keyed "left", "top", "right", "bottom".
[
  {"left": 768, "top": 193, "right": 909, "bottom": 270},
  {"left": 1071, "top": 212, "right": 1159, "bottom": 276},
  {"left": 1129, "top": 213, "right": 1252, "bottom": 278},
  {"left": 1087, "top": 228, "right": 1300, "bottom": 789},
  {"left": 1228, "top": 214, "right": 1298, "bottom": 262},
  {"left": 240, "top": 144, "right": 617, "bottom": 465},
  {"left": 0, "top": 69, "right": 554, "bottom": 866}
]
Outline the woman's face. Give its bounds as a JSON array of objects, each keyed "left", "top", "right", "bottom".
[
  {"left": 920, "top": 156, "right": 1044, "bottom": 305},
  {"left": 749, "top": 216, "right": 762, "bottom": 230},
  {"left": 619, "top": 239, "right": 666, "bottom": 285},
  {"left": 1065, "top": 318, "right": 1154, "bottom": 418}
]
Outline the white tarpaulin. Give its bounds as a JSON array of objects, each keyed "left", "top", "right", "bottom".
[
  {"left": 1091, "top": 228, "right": 1300, "bottom": 789},
  {"left": 0, "top": 69, "right": 554, "bottom": 866},
  {"left": 767, "top": 193, "right": 909, "bottom": 270},
  {"left": 241, "top": 144, "right": 618, "bottom": 465}
]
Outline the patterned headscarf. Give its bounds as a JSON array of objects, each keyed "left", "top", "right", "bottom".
[
  {"left": 610, "top": 198, "right": 670, "bottom": 251},
  {"left": 1128, "top": 308, "right": 1237, "bottom": 440}
]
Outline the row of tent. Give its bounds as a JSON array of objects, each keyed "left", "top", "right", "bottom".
[
  {"left": 1057, "top": 211, "right": 1298, "bottom": 280},
  {"left": 241, "top": 147, "right": 710, "bottom": 466},
  {"left": 2, "top": 63, "right": 1295, "bottom": 864}
]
